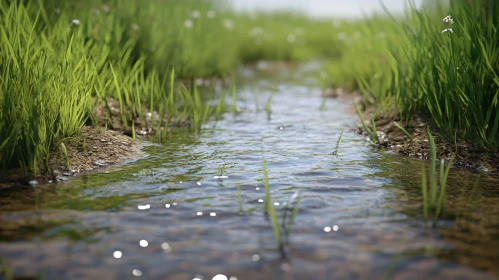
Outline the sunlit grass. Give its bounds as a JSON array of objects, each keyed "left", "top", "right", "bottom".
[
  {"left": 327, "top": 1, "right": 499, "bottom": 148},
  {"left": 421, "top": 129, "right": 455, "bottom": 222},
  {"left": 262, "top": 159, "right": 301, "bottom": 255}
]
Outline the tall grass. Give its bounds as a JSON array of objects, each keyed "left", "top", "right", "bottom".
[
  {"left": 0, "top": 0, "right": 342, "bottom": 174},
  {"left": 327, "top": 0, "right": 499, "bottom": 147}
]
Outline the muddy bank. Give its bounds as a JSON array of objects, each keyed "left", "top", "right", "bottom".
[
  {"left": 0, "top": 126, "right": 143, "bottom": 189},
  {"left": 346, "top": 97, "right": 499, "bottom": 175}
]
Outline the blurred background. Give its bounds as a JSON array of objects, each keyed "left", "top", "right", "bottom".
[{"left": 231, "top": 0, "right": 424, "bottom": 18}]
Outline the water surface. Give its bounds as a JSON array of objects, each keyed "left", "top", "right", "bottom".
[{"left": 1, "top": 64, "right": 498, "bottom": 280}]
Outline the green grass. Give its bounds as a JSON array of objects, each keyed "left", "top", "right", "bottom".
[
  {"left": 326, "top": 0, "right": 499, "bottom": 148},
  {"left": 0, "top": 0, "right": 341, "bottom": 175},
  {"left": 262, "top": 159, "right": 301, "bottom": 254},
  {"left": 2, "top": 0, "right": 498, "bottom": 176},
  {"left": 421, "top": 129, "right": 454, "bottom": 221}
]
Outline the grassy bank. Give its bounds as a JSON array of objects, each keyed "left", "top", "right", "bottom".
[
  {"left": 325, "top": 0, "right": 499, "bottom": 148},
  {"left": 1, "top": 0, "right": 498, "bottom": 176},
  {"left": 0, "top": 0, "right": 338, "bottom": 175}
]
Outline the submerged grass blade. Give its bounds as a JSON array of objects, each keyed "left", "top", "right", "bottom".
[{"left": 262, "top": 159, "right": 281, "bottom": 245}]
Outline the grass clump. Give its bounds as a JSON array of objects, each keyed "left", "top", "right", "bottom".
[
  {"left": 421, "top": 129, "right": 454, "bottom": 221},
  {"left": 262, "top": 159, "right": 301, "bottom": 256},
  {"left": 1, "top": 0, "right": 344, "bottom": 175},
  {"left": 327, "top": 0, "right": 499, "bottom": 148}
]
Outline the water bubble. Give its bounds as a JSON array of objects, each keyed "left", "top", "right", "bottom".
[
  {"left": 258, "top": 199, "right": 264, "bottom": 203},
  {"left": 133, "top": 269, "right": 142, "bottom": 276},
  {"left": 193, "top": 275, "right": 203, "bottom": 280},
  {"left": 274, "top": 202, "right": 280, "bottom": 206},
  {"left": 210, "top": 212, "right": 216, "bottom": 217},
  {"left": 197, "top": 212, "right": 203, "bottom": 216},
  {"left": 139, "top": 240, "right": 148, "bottom": 247},
  {"left": 229, "top": 277, "right": 238, "bottom": 280},
  {"left": 138, "top": 204, "right": 150, "bottom": 210},
  {"left": 165, "top": 204, "right": 171, "bottom": 208},
  {"left": 333, "top": 225, "right": 339, "bottom": 231},
  {"left": 161, "top": 242, "right": 172, "bottom": 252},
  {"left": 252, "top": 254, "right": 260, "bottom": 261},
  {"left": 197, "top": 182, "right": 202, "bottom": 185},
  {"left": 212, "top": 275, "right": 228, "bottom": 280},
  {"left": 255, "top": 187, "right": 260, "bottom": 190},
  {"left": 324, "top": 226, "right": 332, "bottom": 232},
  {"left": 113, "top": 251, "right": 122, "bottom": 258},
  {"left": 173, "top": 202, "right": 178, "bottom": 206}
]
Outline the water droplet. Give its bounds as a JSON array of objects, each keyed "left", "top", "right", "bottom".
[
  {"left": 274, "top": 202, "right": 279, "bottom": 206},
  {"left": 324, "top": 226, "right": 332, "bottom": 232},
  {"left": 252, "top": 254, "right": 260, "bottom": 261},
  {"left": 113, "top": 251, "right": 122, "bottom": 258},
  {"left": 210, "top": 212, "right": 216, "bottom": 217},
  {"left": 333, "top": 225, "right": 339, "bottom": 231},
  {"left": 258, "top": 199, "right": 263, "bottom": 203},
  {"left": 133, "top": 269, "right": 142, "bottom": 276},
  {"left": 165, "top": 204, "right": 171, "bottom": 208},
  {"left": 139, "top": 240, "right": 148, "bottom": 247},
  {"left": 255, "top": 187, "right": 260, "bottom": 190},
  {"left": 197, "top": 212, "right": 203, "bottom": 216}
]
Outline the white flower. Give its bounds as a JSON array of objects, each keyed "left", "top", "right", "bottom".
[
  {"left": 191, "top": 10, "right": 200, "bottom": 18},
  {"left": 223, "top": 19, "right": 234, "bottom": 30},
  {"left": 184, "top": 19, "right": 193, "bottom": 29},
  {"left": 249, "top": 27, "right": 264, "bottom": 37},
  {"left": 207, "top": 10, "right": 216, "bottom": 19},
  {"left": 71, "top": 19, "right": 80, "bottom": 25},
  {"left": 442, "top": 15, "right": 454, "bottom": 24},
  {"left": 442, "top": 28, "right": 453, "bottom": 33},
  {"left": 101, "top": 5, "right": 110, "bottom": 13}
]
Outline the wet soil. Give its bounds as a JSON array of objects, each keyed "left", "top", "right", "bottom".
[{"left": 324, "top": 88, "right": 499, "bottom": 175}]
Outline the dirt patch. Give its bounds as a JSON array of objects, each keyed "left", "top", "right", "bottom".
[
  {"left": 0, "top": 126, "right": 144, "bottom": 189},
  {"left": 48, "top": 126, "right": 143, "bottom": 174}
]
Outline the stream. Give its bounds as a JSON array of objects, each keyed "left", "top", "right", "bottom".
[{"left": 1, "top": 64, "right": 499, "bottom": 280}]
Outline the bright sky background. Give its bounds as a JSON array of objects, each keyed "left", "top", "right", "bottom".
[{"left": 230, "top": 0, "right": 424, "bottom": 18}]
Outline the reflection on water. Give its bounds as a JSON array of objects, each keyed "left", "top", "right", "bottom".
[{"left": 1, "top": 64, "right": 498, "bottom": 279}]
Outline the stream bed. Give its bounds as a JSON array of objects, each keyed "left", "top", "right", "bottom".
[{"left": 1, "top": 64, "right": 499, "bottom": 280}]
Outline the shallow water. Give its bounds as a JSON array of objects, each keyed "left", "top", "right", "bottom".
[{"left": 1, "top": 64, "right": 499, "bottom": 280}]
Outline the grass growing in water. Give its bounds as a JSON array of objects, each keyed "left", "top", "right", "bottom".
[
  {"left": 332, "top": 129, "right": 344, "bottom": 156},
  {"left": 262, "top": 159, "right": 301, "bottom": 256},
  {"left": 421, "top": 129, "right": 454, "bottom": 221}
]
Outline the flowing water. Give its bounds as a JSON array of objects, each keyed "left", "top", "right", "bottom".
[{"left": 1, "top": 64, "right": 499, "bottom": 280}]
